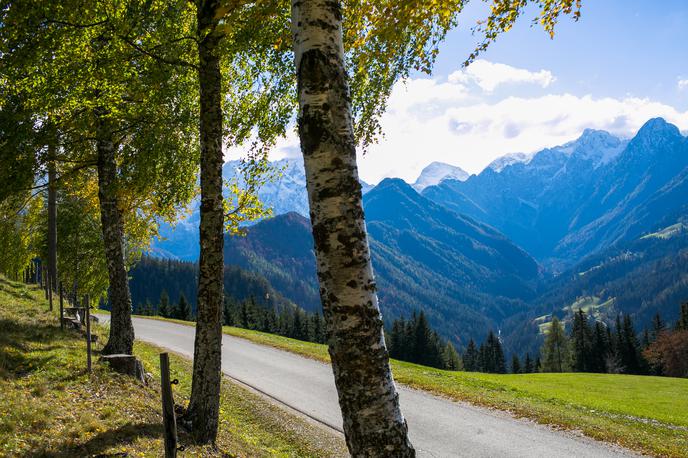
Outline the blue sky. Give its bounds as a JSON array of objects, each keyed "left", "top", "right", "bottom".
[
  {"left": 263, "top": 1, "right": 688, "bottom": 183},
  {"left": 431, "top": 0, "right": 688, "bottom": 110}
]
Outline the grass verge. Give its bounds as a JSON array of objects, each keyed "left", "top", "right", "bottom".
[
  {"left": 0, "top": 276, "right": 346, "bottom": 457},
  {"left": 134, "top": 314, "right": 688, "bottom": 457}
]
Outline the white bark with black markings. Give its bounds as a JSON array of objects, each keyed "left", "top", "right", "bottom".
[
  {"left": 291, "top": 1, "right": 415, "bottom": 456},
  {"left": 186, "top": 0, "right": 224, "bottom": 444}
]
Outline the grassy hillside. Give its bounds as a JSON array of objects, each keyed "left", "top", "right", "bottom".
[{"left": 0, "top": 276, "right": 345, "bottom": 457}]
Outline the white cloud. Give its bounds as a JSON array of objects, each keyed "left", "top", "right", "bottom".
[
  {"left": 449, "top": 60, "right": 555, "bottom": 92},
  {"left": 678, "top": 79, "right": 688, "bottom": 90}
]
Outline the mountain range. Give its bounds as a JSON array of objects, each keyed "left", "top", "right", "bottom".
[
  {"left": 422, "top": 118, "right": 688, "bottom": 268},
  {"left": 144, "top": 117, "right": 688, "bottom": 351}
]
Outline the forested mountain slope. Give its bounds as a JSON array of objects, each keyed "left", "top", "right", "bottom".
[
  {"left": 222, "top": 179, "right": 540, "bottom": 344},
  {"left": 128, "top": 256, "right": 297, "bottom": 314},
  {"left": 502, "top": 221, "right": 688, "bottom": 355}
]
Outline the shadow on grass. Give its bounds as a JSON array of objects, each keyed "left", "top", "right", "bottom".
[
  {"left": 0, "top": 318, "right": 79, "bottom": 380},
  {"left": 33, "top": 422, "right": 164, "bottom": 457}
]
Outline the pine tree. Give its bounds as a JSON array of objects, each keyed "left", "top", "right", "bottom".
[
  {"left": 389, "top": 319, "right": 404, "bottom": 359},
  {"left": 619, "top": 314, "right": 644, "bottom": 374},
  {"left": 222, "top": 299, "right": 234, "bottom": 326},
  {"left": 541, "top": 316, "right": 571, "bottom": 372},
  {"left": 523, "top": 353, "right": 533, "bottom": 374},
  {"left": 652, "top": 312, "right": 665, "bottom": 339},
  {"left": 677, "top": 302, "right": 688, "bottom": 331},
  {"left": 642, "top": 329, "right": 651, "bottom": 349},
  {"left": 292, "top": 309, "right": 305, "bottom": 340},
  {"left": 493, "top": 333, "right": 506, "bottom": 374},
  {"left": 478, "top": 342, "right": 487, "bottom": 373},
  {"left": 571, "top": 310, "right": 593, "bottom": 372},
  {"left": 535, "top": 355, "right": 542, "bottom": 373},
  {"left": 591, "top": 321, "right": 609, "bottom": 373},
  {"left": 159, "top": 290, "right": 171, "bottom": 318},
  {"left": 481, "top": 331, "right": 506, "bottom": 373},
  {"left": 511, "top": 354, "right": 522, "bottom": 374},
  {"left": 175, "top": 293, "right": 192, "bottom": 321},
  {"left": 442, "top": 342, "right": 463, "bottom": 371},
  {"left": 463, "top": 339, "right": 479, "bottom": 372},
  {"left": 413, "top": 311, "right": 434, "bottom": 366}
]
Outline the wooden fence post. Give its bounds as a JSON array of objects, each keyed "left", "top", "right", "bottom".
[
  {"left": 44, "top": 267, "right": 49, "bottom": 300},
  {"left": 160, "top": 353, "right": 178, "bottom": 457},
  {"left": 48, "top": 274, "right": 53, "bottom": 311},
  {"left": 85, "top": 294, "right": 92, "bottom": 373},
  {"left": 59, "top": 282, "right": 64, "bottom": 331}
]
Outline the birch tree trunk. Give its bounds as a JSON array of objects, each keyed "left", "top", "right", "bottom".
[
  {"left": 97, "top": 113, "right": 135, "bottom": 356},
  {"left": 186, "top": 0, "right": 224, "bottom": 444},
  {"left": 47, "top": 130, "right": 57, "bottom": 295},
  {"left": 291, "top": 1, "right": 415, "bottom": 456}
]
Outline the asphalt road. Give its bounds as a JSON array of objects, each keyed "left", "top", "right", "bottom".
[{"left": 98, "top": 315, "right": 638, "bottom": 458}]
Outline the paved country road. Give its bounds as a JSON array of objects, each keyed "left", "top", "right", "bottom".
[{"left": 97, "top": 315, "right": 639, "bottom": 458}]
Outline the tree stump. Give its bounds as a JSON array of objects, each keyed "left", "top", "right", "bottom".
[{"left": 100, "top": 354, "right": 146, "bottom": 384}]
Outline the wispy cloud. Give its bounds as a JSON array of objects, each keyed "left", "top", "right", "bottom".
[
  {"left": 678, "top": 79, "right": 688, "bottom": 90},
  {"left": 449, "top": 60, "right": 555, "bottom": 92}
]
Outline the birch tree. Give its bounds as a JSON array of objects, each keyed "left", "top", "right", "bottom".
[{"left": 289, "top": 0, "right": 581, "bottom": 455}]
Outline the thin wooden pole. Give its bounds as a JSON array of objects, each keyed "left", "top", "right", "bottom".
[
  {"left": 44, "top": 266, "right": 49, "bottom": 300},
  {"left": 48, "top": 274, "right": 53, "bottom": 311},
  {"left": 85, "top": 294, "right": 92, "bottom": 373},
  {"left": 160, "top": 353, "right": 178, "bottom": 457},
  {"left": 59, "top": 282, "right": 64, "bottom": 331}
]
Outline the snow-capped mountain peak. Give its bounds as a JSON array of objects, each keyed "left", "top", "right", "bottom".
[
  {"left": 487, "top": 152, "right": 531, "bottom": 172},
  {"left": 412, "top": 162, "right": 469, "bottom": 191},
  {"left": 559, "top": 129, "right": 627, "bottom": 167}
]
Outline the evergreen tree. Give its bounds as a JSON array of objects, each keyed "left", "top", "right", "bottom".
[
  {"left": 175, "top": 293, "right": 193, "bottom": 321},
  {"left": 535, "top": 355, "right": 542, "bottom": 373},
  {"left": 239, "top": 300, "right": 251, "bottom": 328},
  {"left": 619, "top": 314, "right": 644, "bottom": 374},
  {"left": 511, "top": 354, "right": 522, "bottom": 374},
  {"left": 605, "top": 323, "right": 622, "bottom": 374},
  {"left": 222, "top": 299, "right": 234, "bottom": 326},
  {"left": 481, "top": 331, "right": 506, "bottom": 374},
  {"left": 652, "top": 312, "right": 665, "bottom": 340},
  {"left": 523, "top": 353, "right": 533, "bottom": 374},
  {"left": 571, "top": 310, "right": 593, "bottom": 372},
  {"left": 309, "top": 313, "right": 325, "bottom": 344},
  {"left": 385, "top": 312, "right": 458, "bottom": 370},
  {"left": 389, "top": 319, "right": 405, "bottom": 360},
  {"left": 677, "top": 302, "right": 688, "bottom": 331},
  {"left": 159, "top": 290, "right": 171, "bottom": 318},
  {"left": 442, "top": 342, "right": 463, "bottom": 371},
  {"left": 143, "top": 300, "right": 155, "bottom": 316},
  {"left": 292, "top": 309, "right": 305, "bottom": 340},
  {"left": 477, "top": 342, "right": 487, "bottom": 373},
  {"left": 642, "top": 329, "right": 651, "bottom": 350},
  {"left": 413, "top": 311, "right": 435, "bottom": 366},
  {"left": 541, "top": 316, "right": 571, "bottom": 372},
  {"left": 591, "top": 321, "right": 609, "bottom": 373},
  {"left": 463, "top": 339, "right": 479, "bottom": 372}
]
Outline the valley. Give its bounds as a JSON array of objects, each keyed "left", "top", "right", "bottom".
[{"left": 147, "top": 118, "right": 688, "bottom": 356}]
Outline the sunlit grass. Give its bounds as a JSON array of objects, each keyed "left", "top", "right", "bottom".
[{"left": 0, "top": 276, "right": 345, "bottom": 457}]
